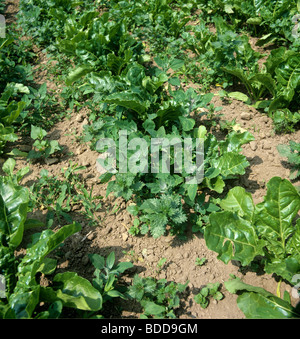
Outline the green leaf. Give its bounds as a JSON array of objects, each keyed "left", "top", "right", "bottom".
[
  {"left": 220, "top": 131, "right": 255, "bottom": 153},
  {"left": 66, "top": 65, "right": 94, "bottom": 86},
  {"left": 222, "top": 67, "right": 254, "bottom": 99},
  {"left": 225, "top": 276, "right": 300, "bottom": 319},
  {"left": 249, "top": 73, "right": 276, "bottom": 97},
  {"left": 227, "top": 91, "right": 250, "bottom": 102},
  {"left": 88, "top": 253, "right": 105, "bottom": 270},
  {"left": 205, "top": 211, "right": 264, "bottom": 266},
  {"left": 104, "top": 92, "right": 149, "bottom": 116},
  {"left": 219, "top": 186, "right": 255, "bottom": 222},
  {"left": 37, "top": 258, "right": 57, "bottom": 275},
  {"left": 276, "top": 54, "right": 300, "bottom": 91},
  {"left": 30, "top": 125, "right": 47, "bottom": 140},
  {"left": 187, "top": 183, "right": 198, "bottom": 201},
  {"left": 142, "top": 300, "right": 165, "bottom": 316},
  {"left": 41, "top": 272, "right": 102, "bottom": 311},
  {"left": 212, "top": 152, "right": 249, "bottom": 178},
  {"left": 106, "top": 252, "right": 115, "bottom": 270},
  {"left": 246, "top": 17, "right": 262, "bottom": 25},
  {"left": 116, "top": 261, "right": 134, "bottom": 274},
  {"left": 0, "top": 177, "right": 29, "bottom": 248},
  {"left": 255, "top": 177, "right": 300, "bottom": 257}
]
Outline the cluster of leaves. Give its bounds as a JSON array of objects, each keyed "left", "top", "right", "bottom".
[
  {"left": 27, "top": 125, "right": 62, "bottom": 161},
  {"left": 88, "top": 252, "right": 133, "bottom": 306},
  {"left": 205, "top": 177, "right": 300, "bottom": 288},
  {"left": 224, "top": 46, "right": 300, "bottom": 133},
  {"left": 0, "top": 165, "right": 104, "bottom": 318},
  {"left": 17, "top": 0, "right": 97, "bottom": 49},
  {"left": 0, "top": 8, "right": 65, "bottom": 155},
  {"left": 204, "top": 176, "right": 300, "bottom": 318},
  {"left": 182, "top": 12, "right": 300, "bottom": 132},
  {"left": 30, "top": 163, "right": 103, "bottom": 227},
  {"left": 194, "top": 282, "right": 224, "bottom": 309},
  {"left": 196, "top": 0, "right": 300, "bottom": 48},
  {"left": 128, "top": 275, "right": 188, "bottom": 319},
  {"left": 17, "top": 0, "right": 255, "bottom": 241},
  {"left": 0, "top": 82, "right": 27, "bottom": 154},
  {"left": 0, "top": 159, "right": 138, "bottom": 318}
]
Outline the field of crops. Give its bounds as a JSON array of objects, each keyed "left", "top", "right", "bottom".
[{"left": 0, "top": 0, "right": 300, "bottom": 319}]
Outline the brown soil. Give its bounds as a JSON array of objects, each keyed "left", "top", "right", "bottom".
[{"left": 3, "top": 0, "right": 300, "bottom": 319}]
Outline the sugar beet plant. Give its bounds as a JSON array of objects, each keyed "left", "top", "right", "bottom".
[{"left": 0, "top": 169, "right": 104, "bottom": 318}]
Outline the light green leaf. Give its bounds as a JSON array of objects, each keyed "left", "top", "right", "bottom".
[
  {"left": 219, "top": 186, "right": 255, "bottom": 222},
  {"left": 225, "top": 276, "right": 300, "bottom": 319},
  {"left": 104, "top": 92, "right": 148, "bottom": 116},
  {"left": 255, "top": 177, "right": 300, "bottom": 256},
  {"left": 0, "top": 177, "right": 29, "bottom": 248},
  {"left": 205, "top": 211, "right": 264, "bottom": 266},
  {"left": 42, "top": 272, "right": 103, "bottom": 311},
  {"left": 212, "top": 152, "right": 249, "bottom": 178},
  {"left": 66, "top": 65, "right": 94, "bottom": 86}
]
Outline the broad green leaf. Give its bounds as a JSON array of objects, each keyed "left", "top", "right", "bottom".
[
  {"left": 41, "top": 272, "right": 102, "bottom": 311},
  {"left": 276, "top": 54, "right": 300, "bottom": 91},
  {"left": 246, "top": 17, "right": 262, "bottom": 25},
  {"left": 142, "top": 300, "right": 165, "bottom": 316},
  {"left": 88, "top": 253, "right": 105, "bottom": 270},
  {"left": 227, "top": 91, "right": 250, "bottom": 102},
  {"left": 10, "top": 285, "right": 40, "bottom": 319},
  {"left": 155, "top": 104, "right": 184, "bottom": 127},
  {"left": 225, "top": 276, "right": 300, "bottom": 319},
  {"left": 116, "top": 261, "right": 134, "bottom": 274},
  {"left": 66, "top": 65, "right": 94, "bottom": 86},
  {"left": 205, "top": 211, "right": 264, "bottom": 266},
  {"left": 1, "top": 101, "right": 26, "bottom": 126},
  {"left": 255, "top": 177, "right": 300, "bottom": 257},
  {"left": 104, "top": 92, "right": 149, "bottom": 116},
  {"left": 187, "top": 183, "right": 198, "bottom": 201},
  {"left": 16, "top": 223, "right": 81, "bottom": 285},
  {"left": 212, "top": 152, "right": 249, "bottom": 178},
  {"left": 249, "top": 73, "right": 276, "bottom": 97},
  {"left": 202, "top": 175, "right": 225, "bottom": 193},
  {"left": 30, "top": 125, "right": 47, "bottom": 140},
  {"left": 219, "top": 186, "right": 255, "bottom": 222},
  {"left": 256, "top": 33, "right": 277, "bottom": 47},
  {"left": 237, "top": 292, "right": 300, "bottom": 319},
  {"left": 37, "top": 258, "right": 57, "bottom": 275},
  {"left": 220, "top": 131, "right": 255, "bottom": 153},
  {"left": 0, "top": 177, "right": 29, "bottom": 248},
  {"left": 222, "top": 67, "right": 254, "bottom": 99}
]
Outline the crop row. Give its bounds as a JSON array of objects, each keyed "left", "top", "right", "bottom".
[{"left": 0, "top": 0, "right": 299, "bottom": 318}]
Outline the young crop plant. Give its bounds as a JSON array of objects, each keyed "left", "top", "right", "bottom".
[
  {"left": 27, "top": 125, "right": 62, "bottom": 161},
  {"left": 89, "top": 252, "right": 133, "bottom": 304},
  {"left": 194, "top": 282, "right": 224, "bottom": 309},
  {"left": 128, "top": 274, "right": 189, "bottom": 319},
  {"left": 0, "top": 169, "right": 103, "bottom": 318},
  {"left": 205, "top": 177, "right": 300, "bottom": 285}
]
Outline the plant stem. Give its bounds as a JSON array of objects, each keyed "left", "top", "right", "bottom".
[{"left": 276, "top": 279, "right": 282, "bottom": 298}]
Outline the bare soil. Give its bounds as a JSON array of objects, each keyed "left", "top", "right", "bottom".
[{"left": 3, "top": 0, "right": 300, "bottom": 319}]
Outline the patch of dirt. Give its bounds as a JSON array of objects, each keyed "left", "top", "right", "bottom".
[{"left": 3, "top": 0, "right": 300, "bottom": 319}]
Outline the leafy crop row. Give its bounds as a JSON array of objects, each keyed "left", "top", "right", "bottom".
[{"left": 0, "top": 0, "right": 299, "bottom": 318}]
